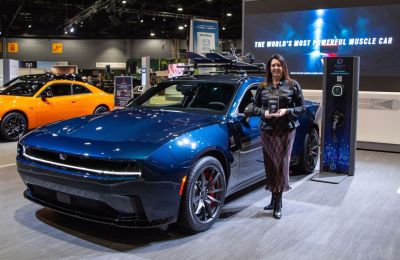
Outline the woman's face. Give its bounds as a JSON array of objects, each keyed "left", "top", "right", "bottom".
[{"left": 270, "top": 58, "right": 283, "bottom": 80}]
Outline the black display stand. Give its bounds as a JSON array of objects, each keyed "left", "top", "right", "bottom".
[{"left": 312, "top": 56, "right": 360, "bottom": 184}]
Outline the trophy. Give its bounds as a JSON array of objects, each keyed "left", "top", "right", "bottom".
[{"left": 267, "top": 95, "right": 279, "bottom": 113}]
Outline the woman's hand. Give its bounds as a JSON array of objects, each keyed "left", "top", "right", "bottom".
[
  {"left": 264, "top": 110, "right": 274, "bottom": 119},
  {"left": 274, "top": 108, "right": 287, "bottom": 117}
]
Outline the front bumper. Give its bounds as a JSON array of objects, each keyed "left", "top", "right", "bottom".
[{"left": 17, "top": 157, "right": 181, "bottom": 228}]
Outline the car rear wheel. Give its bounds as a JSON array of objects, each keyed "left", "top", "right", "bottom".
[
  {"left": 93, "top": 105, "right": 109, "bottom": 114},
  {"left": 178, "top": 156, "right": 226, "bottom": 233},
  {"left": 298, "top": 128, "right": 320, "bottom": 174},
  {"left": 1, "top": 112, "right": 28, "bottom": 141}
]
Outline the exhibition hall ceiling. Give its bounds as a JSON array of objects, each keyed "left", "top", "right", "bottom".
[{"left": 0, "top": 0, "right": 241, "bottom": 39}]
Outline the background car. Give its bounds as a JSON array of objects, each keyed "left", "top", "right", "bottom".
[
  {"left": 17, "top": 73, "right": 321, "bottom": 233},
  {"left": 0, "top": 73, "right": 114, "bottom": 141}
]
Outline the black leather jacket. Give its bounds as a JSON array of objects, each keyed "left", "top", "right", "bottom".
[{"left": 252, "top": 79, "right": 305, "bottom": 132}]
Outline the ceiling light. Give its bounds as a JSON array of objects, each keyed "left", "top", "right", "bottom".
[
  {"left": 28, "top": 24, "right": 32, "bottom": 28},
  {"left": 184, "top": 24, "right": 187, "bottom": 27},
  {"left": 140, "top": 19, "right": 144, "bottom": 23},
  {"left": 64, "top": 30, "right": 68, "bottom": 34},
  {"left": 178, "top": 25, "right": 184, "bottom": 30},
  {"left": 222, "top": 26, "right": 226, "bottom": 30},
  {"left": 227, "top": 13, "right": 232, "bottom": 17},
  {"left": 150, "top": 32, "right": 155, "bottom": 37},
  {"left": 70, "top": 27, "right": 75, "bottom": 33},
  {"left": 163, "top": 18, "right": 166, "bottom": 22},
  {"left": 177, "top": 7, "right": 183, "bottom": 12},
  {"left": 122, "top": 0, "right": 127, "bottom": 4},
  {"left": 152, "top": 17, "right": 156, "bottom": 21}
]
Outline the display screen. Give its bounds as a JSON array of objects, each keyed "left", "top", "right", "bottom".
[{"left": 244, "top": 4, "right": 400, "bottom": 76}]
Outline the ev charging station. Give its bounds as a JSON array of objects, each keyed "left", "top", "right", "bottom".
[{"left": 312, "top": 56, "right": 360, "bottom": 184}]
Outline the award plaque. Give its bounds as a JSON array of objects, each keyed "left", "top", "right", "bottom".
[{"left": 267, "top": 96, "right": 279, "bottom": 113}]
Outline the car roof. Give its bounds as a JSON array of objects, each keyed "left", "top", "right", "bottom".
[
  {"left": 167, "top": 74, "right": 264, "bottom": 85},
  {"left": 15, "top": 73, "right": 83, "bottom": 84}
]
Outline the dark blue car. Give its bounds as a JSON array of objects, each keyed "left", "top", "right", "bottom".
[{"left": 17, "top": 74, "right": 321, "bottom": 232}]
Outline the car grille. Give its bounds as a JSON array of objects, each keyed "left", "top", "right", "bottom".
[
  {"left": 21, "top": 145, "right": 141, "bottom": 176},
  {"left": 27, "top": 184, "right": 146, "bottom": 221}
]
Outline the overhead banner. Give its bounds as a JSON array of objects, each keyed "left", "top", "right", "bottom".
[
  {"left": 189, "top": 19, "right": 219, "bottom": 53},
  {"left": 52, "top": 43, "right": 63, "bottom": 54}
]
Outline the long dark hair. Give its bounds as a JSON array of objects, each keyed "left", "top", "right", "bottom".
[{"left": 264, "top": 53, "right": 292, "bottom": 86}]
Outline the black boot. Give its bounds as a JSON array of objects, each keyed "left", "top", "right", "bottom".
[
  {"left": 264, "top": 192, "right": 275, "bottom": 210},
  {"left": 273, "top": 192, "right": 282, "bottom": 219}
]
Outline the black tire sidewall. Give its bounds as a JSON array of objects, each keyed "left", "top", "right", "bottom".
[{"left": 301, "top": 128, "right": 319, "bottom": 173}]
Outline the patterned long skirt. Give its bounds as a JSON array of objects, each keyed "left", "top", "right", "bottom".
[{"left": 261, "top": 129, "right": 296, "bottom": 193}]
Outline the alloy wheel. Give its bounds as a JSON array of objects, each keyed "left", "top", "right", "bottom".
[
  {"left": 190, "top": 165, "right": 224, "bottom": 224},
  {"left": 2, "top": 113, "right": 27, "bottom": 140}
]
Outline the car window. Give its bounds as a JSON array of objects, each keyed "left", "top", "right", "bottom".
[
  {"left": 129, "top": 81, "right": 236, "bottom": 114},
  {"left": 0, "top": 81, "right": 44, "bottom": 96},
  {"left": 238, "top": 85, "right": 259, "bottom": 113},
  {"left": 72, "top": 84, "right": 91, "bottom": 94},
  {"left": 43, "top": 84, "right": 72, "bottom": 97}
]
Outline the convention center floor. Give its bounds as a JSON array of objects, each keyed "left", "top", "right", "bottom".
[{"left": 0, "top": 141, "right": 399, "bottom": 260}]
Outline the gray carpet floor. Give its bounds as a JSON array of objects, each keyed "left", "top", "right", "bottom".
[{"left": 0, "top": 142, "right": 399, "bottom": 260}]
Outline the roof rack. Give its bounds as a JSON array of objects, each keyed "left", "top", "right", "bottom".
[{"left": 182, "top": 51, "right": 266, "bottom": 76}]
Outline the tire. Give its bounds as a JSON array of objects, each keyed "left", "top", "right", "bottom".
[
  {"left": 1, "top": 112, "right": 28, "bottom": 141},
  {"left": 297, "top": 128, "right": 320, "bottom": 174},
  {"left": 93, "top": 105, "right": 109, "bottom": 114},
  {"left": 178, "top": 156, "right": 226, "bottom": 233}
]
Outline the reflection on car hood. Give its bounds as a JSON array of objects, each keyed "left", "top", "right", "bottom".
[{"left": 40, "top": 107, "right": 220, "bottom": 144}]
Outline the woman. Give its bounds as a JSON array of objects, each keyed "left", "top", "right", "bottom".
[{"left": 250, "top": 54, "right": 305, "bottom": 219}]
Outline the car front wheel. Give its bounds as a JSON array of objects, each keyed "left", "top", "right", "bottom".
[
  {"left": 178, "top": 156, "right": 226, "bottom": 233},
  {"left": 1, "top": 112, "right": 28, "bottom": 141}
]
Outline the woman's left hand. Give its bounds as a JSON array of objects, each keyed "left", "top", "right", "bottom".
[{"left": 275, "top": 108, "right": 287, "bottom": 117}]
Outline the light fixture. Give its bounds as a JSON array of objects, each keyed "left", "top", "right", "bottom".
[
  {"left": 122, "top": 0, "right": 127, "bottom": 4},
  {"left": 70, "top": 27, "right": 75, "bottom": 33},
  {"left": 178, "top": 25, "right": 184, "bottom": 30},
  {"left": 152, "top": 17, "right": 156, "bottom": 21},
  {"left": 222, "top": 26, "right": 226, "bottom": 30},
  {"left": 184, "top": 24, "right": 187, "bottom": 27},
  {"left": 177, "top": 7, "right": 183, "bottom": 12},
  {"left": 64, "top": 30, "right": 68, "bottom": 34},
  {"left": 150, "top": 32, "right": 155, "bottom": 37},
  {"left": 140, "top": 19, "right": 144, "bottom": 23},
  {"left": 226, "top": 13, "right": 232, "bottom": 17},
  {"left": 28, "top": 24, "right": 32, "bottom": 28}
]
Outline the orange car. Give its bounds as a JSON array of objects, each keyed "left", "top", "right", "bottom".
[{"left": 0, "top": 74, "right": 114, "bottom": 141}]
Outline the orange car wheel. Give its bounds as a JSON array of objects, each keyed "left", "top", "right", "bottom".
[
  {"left": 93, "top": 105, "right": 109, "bottom": 114},
  {"left": 1, "top": 112, "right": 28, "bottom": 142}
]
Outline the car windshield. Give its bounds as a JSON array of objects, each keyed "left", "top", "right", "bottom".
[
  {"left": 127, "top": 81, "right": 236, "bottom": 114},
  {"left": 0, "top": 81, "right": 44, "bottom": 96}
]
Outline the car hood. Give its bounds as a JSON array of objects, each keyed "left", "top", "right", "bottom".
[
  {"left": 0, "top": 95, "right": 27, "bottom": 105},
  {"left": 21, "top": 107, "right": 221, "bottom": 159}
]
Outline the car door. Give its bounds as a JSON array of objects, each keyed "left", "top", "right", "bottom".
[
  {"left": 236, "top": 85, "right": 265, "bottom": 183},
  {"left": 35, "top": 83, "right": 75, "bottom": 126},
  {"left": 71, "top": 83, "right": 94, "bottom": 116}
]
